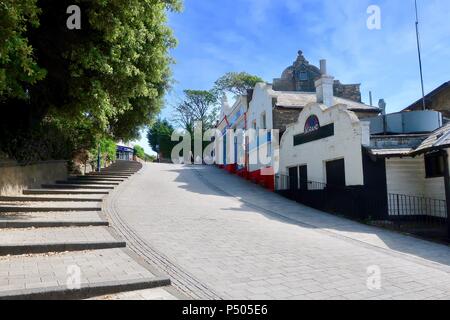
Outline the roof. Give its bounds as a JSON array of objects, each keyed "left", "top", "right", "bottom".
[
  {"left": 367, "top": 148, "right": 414, "bottom": 157},
  {"left": 271, "top": 90, "right": 380, "bottom": 112},
  {"left": 403, "top": 81, "right": 450, "bottom": 112},
  {"left": 411, "top": 122, "right": 450, "bottom": 155},
  {"left": 367, "top": 123, "right": 450, "bottom": 158}
]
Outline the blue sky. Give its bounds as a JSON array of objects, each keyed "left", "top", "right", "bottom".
[{"left": 135, "top": 0, "right": 450, "bottom": 154}]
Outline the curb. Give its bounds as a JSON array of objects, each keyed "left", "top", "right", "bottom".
[
  {"left": 0, "top": 277, "right": 171, "bottom": 300},
  {"left": 0, "top": 206, "right": 101, "bottom": 212},
  {"left": 0, "top": 241, "right": 126, "bottom": 256},
  {"left": 41, "top": 184, "right": 115, "bottom": 190},
  {"left": 0, "top": 220, "right": 109, "bottom": 229},
  {"left": 0, "top": 196, "right": 104, "bottom": 202},
  {"left": 23, "top": 189, "right": 110, "bottom": 195},
  {"left": 56, "top": 181, "right": 120, "bottom": 186}
]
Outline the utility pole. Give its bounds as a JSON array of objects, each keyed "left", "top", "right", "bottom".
[{"left": 415, "top": 0, "right": 426, "bottom": 110}]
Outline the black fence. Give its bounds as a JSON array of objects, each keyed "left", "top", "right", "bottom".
[
  {"left": 275, "top": 175, "right": 385, "bottom": 221},
  {"left": 275, "top": 174, "right": 449, "bottom": 242}
]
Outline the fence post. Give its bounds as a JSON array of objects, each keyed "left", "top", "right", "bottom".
[{"left": 442, "top": 151, "right": 450, "bottom": 241}]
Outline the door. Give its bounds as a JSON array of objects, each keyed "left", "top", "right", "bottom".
[
  {"left": 299, "top": 165, "right": 308, "bottom": 190},
  {"left": 326, "top": 159, "right": 346, "bottom": 187},
  {"left": 289, "top": 167, "right": 298, "bottom": 191}
]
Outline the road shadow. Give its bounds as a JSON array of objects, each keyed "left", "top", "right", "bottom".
[{"left": 159, "top": 164, "right": 450, "bottom": 268}]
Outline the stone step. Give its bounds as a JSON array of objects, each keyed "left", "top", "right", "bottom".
[
  {"left": 69, "top": 176, "right": 125, "bottom": 182},
  {"left": 99, "top": 170, "right": 136, "bottom": 176},
  {"left": 0, "top": 248, "right": 170, "bottom": 299},
  {"left": 87, "top": 174, "right": 131, "bottom": 179},
  {"left": 41, "top": 184, "right": 115, "bottom": 190},
  {"left": 95, "top": 173, "right": 134, "bottom": 177},
  {"left": 88, "top": 286, "right": 179, "bottom": 300},
  {"left": 0, "top": 195, "right": 104, "bottom": 202},
  {"left": 55, "top": 180, "right": 120, "bottom": 186},
  {"left": 0, "top": 211, "right": 107, "bottom": 229},
  {"left": 0, "top": 201, "right": 101, "bottom": 213},
  {"left": 0, "top": 226, "right": 125, "bottom": 256},
  {"left": 24, "top": 189, "right": 110, "bottom": 195}
]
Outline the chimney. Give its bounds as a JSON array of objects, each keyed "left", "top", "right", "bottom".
[
  {"left": 315, "top": 59, "right": 335, "bottom": 107},
  {"left": 378, "top": 99, "right": 386, "bottom": 115}
]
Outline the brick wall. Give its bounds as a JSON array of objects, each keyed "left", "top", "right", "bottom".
[
  {"left": 333, "top": 81, "right": 362, "bottom": 102},
  {"left": 273, "top": 108, "right": 302, "bottom": 132}
]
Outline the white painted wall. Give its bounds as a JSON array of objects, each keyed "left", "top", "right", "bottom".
[
  {"left": 386, "top": 156, "right": 446, "bottom": 200},
  {"left": 280, "top": 103, "right": 365, "bottom": 186},
  {"left": 247, "top": 83, "right": 277, "bottom": 173},
  {"left": 386, "top": 155, "right": 447, "bottom": 217}
]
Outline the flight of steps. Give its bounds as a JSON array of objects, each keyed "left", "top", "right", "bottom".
[{"left": 0, "top": 160, "right": 170, "bottom": 300}]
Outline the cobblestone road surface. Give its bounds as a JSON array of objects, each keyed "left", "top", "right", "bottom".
[{"left": 110, "top": 164, "right": 450, "bottom": 300}]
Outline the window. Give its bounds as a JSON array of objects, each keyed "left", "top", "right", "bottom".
[
  {"left": 299, "top": 71, "right": 308, "bottom": 81},
  {"left": 261, "top": 113, "right": 267, "bottom": 130},
  {"left": 425, "top": 152, "right": 445, "bottom": 178}
]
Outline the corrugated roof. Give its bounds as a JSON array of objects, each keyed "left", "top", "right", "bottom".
[
  {"left": 412, "top": 122, "right": 450, "bottom": 155},
  {"left": 271, "top": 90, "right": 379, "bottom": 112},
  {"left": 368, "top": 148, "right": 414, "bottom": 157}
]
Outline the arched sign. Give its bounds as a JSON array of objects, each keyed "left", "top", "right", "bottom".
[{"left": 304, "top": 115, "right": 320, "bottom": 133}]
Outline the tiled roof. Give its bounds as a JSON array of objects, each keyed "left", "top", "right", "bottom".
[
  {"left": 271, "top": 90, "right": 379, "bottom": 112},
  {"left": 412, "top": 122, "right": 450, "bottom": 155}
]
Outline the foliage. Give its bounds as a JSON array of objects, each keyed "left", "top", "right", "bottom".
[
  {"left": 89, "top": 137, "right": 116, "bottom": 168},
  {"left": 144, "top": 153, "right": 156, "bottom": 162},
  {"left": 172, "top": 89, "right": 219, "bottom": 132},
  {"left": 147, "top": 118, "right": 176, "bottom": 159},
  {"left": 213, "top": 72, "right": 263, "bottom": 97},
  {"left": 133, "top": 145, "right": 145, "bottom": 159},
  {"left": 0, "top": 0, "right": 181, "bottom": 162},
  {"left": 0, "top": 0, "right": 46, "bottom": 99}
]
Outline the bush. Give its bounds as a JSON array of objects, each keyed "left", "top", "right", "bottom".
[{"left": 133, "top": 145, "right": 145, "bottom": 160}]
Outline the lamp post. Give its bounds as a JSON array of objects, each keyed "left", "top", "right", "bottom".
[{"left": 97, "top": 143, "right": 101, "bottom": 172}]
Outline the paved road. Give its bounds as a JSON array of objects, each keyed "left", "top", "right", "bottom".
[{"left": 108, "top": 163, "right": 450, "bottom": 300}]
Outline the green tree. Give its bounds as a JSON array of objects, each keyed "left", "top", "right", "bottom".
[
  {"left": 213, "top": 72, "right": 264, "bottom": 97},
  {"left": 173, "top": 89, "right": 219, "bottom": 132},
  {"left": 147, "top": 119, "right": 176, "bottom": 160},
  {"left": 133, "top": 145, "right": 145, "bottom": 160},
  {"left": 0, "top": 0, "right": 181, "bottom": 161},
  {"left": 96, "top": 137, "right": 117, "bottom": 164},
  {"left": 0, "top": 0, "right": 46, "bottom": 99}
]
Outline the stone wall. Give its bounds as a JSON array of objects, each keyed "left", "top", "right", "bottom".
[
  {"left": 0, "top": 161, "right": 68, "bottom": 196},
  {"left": 273, "top": 107, "right": 302, "bottom": 132},
  {"left": 333, "top": 81, "right": 361, "bottom": 102}
]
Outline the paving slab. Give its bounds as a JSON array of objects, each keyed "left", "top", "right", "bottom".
[
  {"left": 0, "top": 195, "right": 105, "bottom": 202},
  {"left": 24, "top": 189, "right": 110, "bottom": 195},
  {"left": 0, "top": 226, "right": 124, "bottom": 255},
  {"left": 0, "top": 201, "right": 101, "bottom": 212},
  {"left": 0, "top": 248, "right": 168, "bottom": 299},
  {"left": 0, "top": 211, "right": 107, "bottom": 228},
  {"left": 107, "top": 164, "right": 450, "bottom": 300}
]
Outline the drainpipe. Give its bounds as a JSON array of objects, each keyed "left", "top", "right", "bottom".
[{"left": 443, "top": 150, "right": 450, "bottom": 241}]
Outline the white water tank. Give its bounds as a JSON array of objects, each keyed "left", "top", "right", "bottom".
[{"left": 369, "top": 110, "right": 443, "bottom": 135}]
